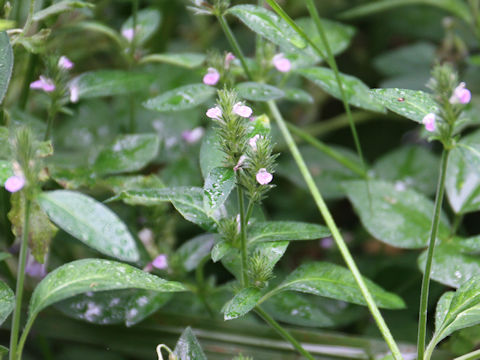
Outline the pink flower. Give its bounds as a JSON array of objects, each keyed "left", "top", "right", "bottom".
[
  {"left": 30, "top": 76, "right": 55, "bottom": 92},
  {"left": 233, "top": 102, "right": 252, "bottom": 118},
  {"left": 225, "top": 52, "right": 235, "bottom": 68},
  {"left": 203, "top": 67, "right": 220, "bottom": 86},
  {"left": 4, "top": 175, "right": 25, "bottom": 193},
  {"left": 58, "top": 56, "right": 74, "bottom": 70},
  {"left": 122, "top": 28, "right": 135, "bottom": 42},
  {"left": 152, "top": 254, "right": 168, "bottom": 269},
  {"left": 206, "top": 106, "right": 222, "bottom": 120},
  {"left": 233, "top": 155, "right": 246, "bottom": 171},
  {"left": 272, "top": 53, "right": 291, "bottom": 73},
  {"left": 182, "top": 127, "right": 205, "bottom": 144},
  {"left": 256, "top": 168, "right": 273, "bottom": 185},
  {"left": 422, "top": 113, "right": 436, "bottom": 132},
  {"left": 248, "top": 134, "right": 262, "bottom": 150},
  {"left": 69, "top": 84, "right": 79, "bottom": 103},
  {"left": 25, "top": 252, "right": 47, "bottom": 278},
  {"left": 449, "top": 82, "right": 471, "bottom": 104}
]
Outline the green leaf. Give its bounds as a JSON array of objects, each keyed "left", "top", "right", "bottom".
[
  {"left": 343, "top": 180, "right": 450, "bottom": 248},
  {"left": 56, "top": 289, "right": 172, "bottom": 327},
  {"left": 265, "top": 262, "right": 405, "bottom": 309},
  {"left": 70, "top": 70, "right": 153, "bottom": 100},
  {"left": 223, "top": 287, "right": 262, "bottom": 320},
  {"left": 0, "top": 32, "right": 13, "bottom": 104},
  {"left": 175, "top": 234, "right": 215, "bottom": 272},
  {"left": 140, "top": 53, "right": 205, "bottom": 69},
  {"left": 143, "top": 84, "right": 215, "bottom": 112},
  {"left": 73, "top": 21, "right": 125, "bottom": 48},
  {"left": 339, "top": 0, "right": 472, "bottom": 25},
  {"left": 38, "top": 190, "right": 140, "bottom": 262},
  {"left": 121, "top": 8, "right": 161, "bottom": 46},
  {"left": 283, "top": 88, "right": 314, "bottom": 104},
  {"left": 28, "top": 259, "right": 185, "bottom": 321},
  {"left": 0, "top": 161, "right": 13, "bottom": 184},
  {"left": 227, "top": 5, "right": 307, "bottom": 52},
  {"left": 93, "top": 134, "right": 160, "bottom": 175},
  {"left": 418, "top": 244, "right": 480, "bottom": 288},
  {"left": 0, "top": 281, "right": 14, "bottom": 326},
  {"left": 248, "top": 221, "right": 330, "bottom": 244},
  {"left": 33, "top": 1, "right": 94, "bottom": 21},
  {"left": 100, "top": 174, "right": 164, "bottom": 194},
  {"left": 297, "top": 67, "right": 385, "bottom": 113},
  {"left": 432, "top": 275, "right": 480, "bottom": 346},
  {"left": 0, "top": 252, "right": 11, "bottom": 262},
  {"left": 370, "top": 88, "right": 438, "bottom": 123},
  {"left": 199, "top": 130, "right": 224, "bottom": 179},
  {"left": 211, "top": 240, "right": 233, "bottom": 263},
  {"left": 203, "top": 167, "right": 235, "bottom": 216},
  {"left": 236, "top": 82, "right": 284, "bottom": 102},
  {"left": 446, "top": 130, "right": 480, "bottom": 214},
  {"left": 173, "top": 327, "right": 207, "bottom": 360},
  {"left": 373, "top": 145, "right": 440, "bottom": 195}
]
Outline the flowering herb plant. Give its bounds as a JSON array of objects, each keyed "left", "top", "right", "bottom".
[{"left": 1, "top": 0, "right": 480, "bottom": 360}]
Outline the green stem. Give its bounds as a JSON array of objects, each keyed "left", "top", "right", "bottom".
[
  {"left": 22, "top": 0, "right": 36, "bottom": 36},
  {"left": 287, "top": 122, "right": 366, "bottom": 177},
  {"left": 255, "top": 306, "right": 314, "bottom": 360},
  {"left": 424, "top": 337, "right": 438, "bottom": 360},
  {"left": 268, "top": 100, "right": 403, "bottom": 360},
  {"left": 128, "top": 0, "right": 139, "bottom": 133},
  {"left": 44, "top": 99, "right": 57, "bottom": 141},
  {"left": 15, "top": 315, "right": 36, "bottom": 360},
  {"left": 9, "top": 197, "right": 31, "bottom": 360},
  {"left": 195, "top": 256, "right": 215, "bottom": 317},
  {"left": 19, "top": 53, "right": 38, "bottom": 110},
  {"left": 237, "top": 185, "right": 249, "bottom": 286},
  {"left": 417, "top": 149, "right": 450, "bottom": 360},
  {"left": 454, "top": 349, "right": 480, "bottom": 360},
  {"left": 245, "top": 199, "right": 254, "bottom": 224},
  {"left": 217, "top": 14, "right": 253, "bottom": 80},
  {"left": 305, "top": 111, "right": 374, "bottom": 138}
]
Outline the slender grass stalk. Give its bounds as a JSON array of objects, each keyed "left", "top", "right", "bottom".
[
  {"left": 268, "top": 100, "right": 403, "bottom": 360},
  {"left": 454, "top": 349, "right": 480, "bottom": 360},
  {"left": 417, "top": 149, "right": 451, "bottom": 360},
  {"left": 9, "top": 197, "right": 31, "bottom": 360},
  {"left": 237, "top": 185, "right": 249, "bottom": 286},
  {"left": 305, "top": 111, "right": 374, "bottom": 138},
  {"left": 254, "top": 306, "right": 315, "bottom": 360}
]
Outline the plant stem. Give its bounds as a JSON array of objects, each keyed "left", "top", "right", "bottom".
[
  {"left": 19, "top": 53, "right": 38, "bottom": 110},
  {"left": 287, "top": 122, "right": 366, "bottom": 177},
  {"left": 417, "top": 149, "right": 451, "bottom": 360},
  {"left": 128, "top": 0, "right": 139, "bottom": 133},
  {"left": 9, "top": 197, "right": 31, "bottom": 360},
  {"left": 44, "top": 99, "right": 57, "bottom": 141},
  {"left": 195, "top": 256, "right": 215, "bottom": 317},
  {"left": 237, "top": 185, "right": 249, "bottom": 286},
  {"left": 454, "top": 349, "right": 480, "bottom": 360},
  {"left": 15, "top": 315, "right": 35, "bottom": 360},
  {"left": 255, "top": 306, "right": 314, "bottom": 360},
  {"left": 217, "top": 15, "right": 253, "bottom": 80},
  {"left": 268, "top": 100, "right": 403, "bottom": 360}
]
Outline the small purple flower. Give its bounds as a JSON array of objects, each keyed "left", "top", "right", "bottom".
[
  {"left": 256, "top": 168, "right": 273, "bottom": 185},
  {"left": 233, "top": 155, "right": 246, "bottom": 171},
  {"left": 69, "top": 84, "right": 79, "bottom": 103},
  {"left": 30, "top": 76, "right": 55, "bottom": 93},
  {"left": 272, "top": 53, "right": 291, "bottom": 73},
  {"left": 225, "top": 52, "right": 235, "bottom": 68},
  {"left": 320, "top": 237, "right": 334, "bottom": 249},
  {"left": 152, "top": 254, "right": 168, "bottom": 270},
  {"left": 25, "top": 252, "right": 47, "bottom": 279},
  {"left": 449, "top": 82, "right": 471, "bottom": 105},
  {"left": 122, "top": 28, "right": 135, "bottom": 42},
  {"left": 182, "top": 127, "right": 205, "bottom": 144},
  {"left": 4, "top": 175, "right": 25, "bottom": 193},
  {"left": 248, "top": 134, "right": 262, "bottom": 151},
  {"left": 206, "top": 106, "right": 222, "bottom": 120},
  {"left": 233, "top": 102, "right": 252, "bottom": 118},
  {"left": 58, "top": 56, "right": 74, "bottom": 70},
  {"left": 203, "top": 67, "right": 220, "bottom": 86},
  {"left": 422, "top": 113, "right": 436, "bottom": 132}
]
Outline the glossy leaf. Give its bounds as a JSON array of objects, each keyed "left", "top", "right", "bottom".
[
  {"left": 70, "top": 70, "right": 153, "bottom": 100},
  {"left": 141, "top": 53, "right": 205, "bottom": 68},
  {"left": 248, "top": 221, "right": 330, "bottom": 244},
  {"left": 121, "top": 8, "right": 161, "bottom": 46},
  {"left": 173, "top": 327, "right": 207, "bottom": 360},
  {"left": 435, "top": 291, "right": 454, "bottom": 334},
  {"left": 343, "top": 180, "right": 450, "bottom": 248},
  {"left": 236, "top": 82, "right": 284, "bottom": 102},
  {"left": 143, "top": 84, "right": 215, "bottom": 112},
  {"left": 339, "top": 0, "right": 472, "bottom": 24},
  {"left": 0, "top": 32, "right": 13, "bottom": 104},
  {"left": 211, "top": 240, "right": 233, "bottom": 263},
  {"left": 93, "top": 134, "right": 160, "bottom": 175},
  {"left": 199, "top": 130, "right": 224, "bottom": 179},
  {"left": 227, "top": 5, "right": 307, "bottom": 53},
  {"left": 203, "top": 167, "right": 235, "bottom": 216},
  {"left": 370, "top": 88, "right": 438, "bottom": 123},
  {"left": 418, "top": 243, "right": 480, "bottom": 288},
  {"left": 28, "top": 259, "right": 185, "bottom": 321},
  {"left": 176, "top": 234, "right": 215, "bottom": 272},
  {"left": 223, "top": 287, "right": 262, "bottom": 320},
  {"left": 283, "top": 88, "right": 314, "bottom": 104},
  {"left": 265, "top": 262, "right": 405, "bottom": 309},
  {"left": 38, "top": 190, "right": 140, "bottom": 262},
  {"left": 100, "top": 174, "right": 165, "bottom": 194},
  {"left": 297, "top": 67, "right": 385, "bottom": 112},
  {"left": 446, "top": 130, "right": 480, "bottom": 214},
  {"left": 33, "top": 1, "right": 94, "bottom": 21},
  {"left": 0, "top": 281, "right": 14, "bottom": 326},
  {"left": 373, "top": 145, "right": 440, "bottom": 195}
]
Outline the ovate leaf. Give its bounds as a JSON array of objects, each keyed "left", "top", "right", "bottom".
[
  {"left": 143, "top": 84, "right": 215, "bottom": 112},
  {"left": 248, "top": 221, "right": 330, "bottom": 244},
  {"left": 223, "top": 287, "right": 262, "bottom": 320},
  {"left": 236, "top": 82, "right": 284, "bottom": 102},
  {"left": 0, "top": 32, "right": 13, "bottom": 104},
  {"left": 28, "top": 259, "right": 185, "bottom": 321},
  {"left": 0, "top": 281, "right": 14, "bottom": 326},
  {"left": 173, "top": 327, "right": 207, "bottom": 360},
  {"left": 121, "top": 8, "right": 161, "bottom": 46},
  {"left": 33, "top": 1, "right": 94, "bottom": 21},
  {"left": 199, "top": 130, "right": 224, "bottom": 179},
  {"left": 141, "top": 53, "right": 205, "bottom": 69},
  {"left": 283, "top": 88, "right": 314, "bottom": 104},
  {"left": 38, "top": 190, "right": 140, "bottom": 262},
  {"left": 203, "top": 167, "right": 235, "bottom": 216},
  {"left": 175, "top": 234, "right": 215, "bottom": 272}
]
